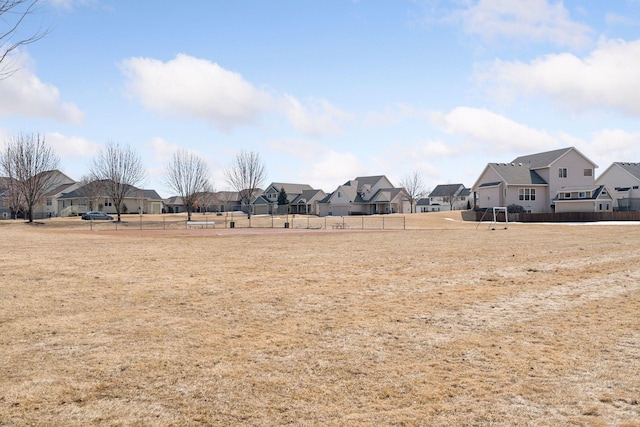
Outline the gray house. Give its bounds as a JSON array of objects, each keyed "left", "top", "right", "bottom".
[
  {"left": 317, "top": 175, "right": 410, "bottom": 217},
  {"left": 474, "top": 147, "right": 599, "bottom": 213}
]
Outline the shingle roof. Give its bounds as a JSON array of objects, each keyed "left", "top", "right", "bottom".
[
  {"left": 268, "top": 182, "right": 313, "bottom": 195},
  {"left": 490, "top": 164, "right": 547, "bottom": 185},
  {"left": 614, "top": 162, "right": 640, "bottom": 180},
  {"left": 429, "top": 184, "right": 464, "bottom": 197},
  {"left": 511, "top": 147, "right": 573, "bottom": 169}
]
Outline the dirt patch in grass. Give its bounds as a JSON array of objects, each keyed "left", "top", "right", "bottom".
[{"left": 1, "top": 212, "right": 639, "bottom": 425}]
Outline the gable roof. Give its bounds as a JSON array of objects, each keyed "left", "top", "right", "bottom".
[
  {"left": 266, "top": 182, "right": 313, "bottom": 194},
  {"left": 351, "top": 175, "right": 388, "bottom": 187},
  {"left": 290, "top": 189, "right": 326, "bottom": 204},
  {"left": 511, "top": 147, "right": 574, "bottom": 169},
  {"left": 612, "top": 162, "right": 640, "bottom": 180},
  {"left": 489, "top": 163, "right": 548, "bottom": 186},
  {"left": 511, "top": 146, "right": 597, "bottom": 169},
  {"left": 429, "top": 184, "right": 464, "bottom": 197}
]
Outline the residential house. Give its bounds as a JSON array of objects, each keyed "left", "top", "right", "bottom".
[
  {"left": 253, "top": 182, "right": 314, "bottom": 215},
  {"left": 416, "top": 198, "right": 431, "bottom": 213},
  {"left": 0, "top": 170, "right": 77, "bottom": 219},
  {"left": 58, "top": 181, "right": 163, "bottom": 216},
  {"left": 428, "top": 184, "right": 470, "bottom": 211},
  {"left": 595, "top": 162, "right": 640, "bottom": 211},
  {"left": 289, "top": 189, "right": 327, "bottom": 215},
  {"left": 317, "top": 175, "right": 410, "bottom": 217},
  {"left": 473, "top": 147, "right": 599, "bottom": 213}
]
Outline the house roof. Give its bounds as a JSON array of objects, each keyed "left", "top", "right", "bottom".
[
  {"left": 511, "top": 146, "right": 597, "bottom": 169},
  {"left": 43, "top": 182, "right": 76, "bottom": 197},
  {"left": 290, "top": 189, "right": 326, "bottom": 204},
  {"left": 553, "top": 185, "right": 610, "bottom": 201},
  {"left": 59, "top": 181, "right": 163, "bottom": 201},
  {"left": 511, "top": 147, "right": 574, "bottom": 169},
  {"left": 613, "top": 162, "right": 640, "bottom": 180},
  {"left": 489, "top": 163, "right": 547, "bottom": 186},
  {"left": 429, "top": 184, "right": 464, "bottom": 197},
  {"left": 266, "top": 182, "right": 313, "bottom": 195},
  {"left": 416, "top": 198, "right": 430, "bottom": 206},
  {"left": 350, "top": 175, "right": 388, "bottom": 187}
]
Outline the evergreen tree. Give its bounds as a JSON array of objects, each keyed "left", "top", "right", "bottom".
[{"left": 277, "top": 187, "right": 289, "bottom": 206}]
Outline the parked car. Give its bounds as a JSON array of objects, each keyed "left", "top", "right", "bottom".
[{"left": 82, "top": 211, "right": 114, "bottom": 221}]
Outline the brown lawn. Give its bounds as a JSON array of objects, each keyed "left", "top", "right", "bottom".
[{"left": 1, "top": 212, "right": 639, "bottom": 426}]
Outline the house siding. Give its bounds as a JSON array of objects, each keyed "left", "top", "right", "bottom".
[{"left": 595, "top": 163, "right": 640, "bottom": 210}]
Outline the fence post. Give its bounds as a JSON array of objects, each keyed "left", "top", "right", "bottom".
[{"left": 382, "top": 216, "right": 385, "bottom": 230}]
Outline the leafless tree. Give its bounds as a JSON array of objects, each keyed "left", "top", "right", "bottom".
[
  {"left": 163, "top": 149, "right": 211, "bottom": 221},
  {"left": 225, "top": 150, "right": 266, "bottom": 218},
  {"left": 196, "top": 184, "right": 216, "bottom": 214},
  {"left": 0, "top": 175, "right": 25, "bottom": 218},
  {"left": 400, "top": 171, "right": 428, "bottom": 213},
  {"left": 89, "top": 142, "right": 146, "bottom": 222},
  {"left": 78, "top": 174, "right": 105, "bottom": 212},
  {"left": 0, "top": 133, "right": 60, "bottom": 222},
  {"left": 0, "top": 0, "right": 48, "bottom": 78}
]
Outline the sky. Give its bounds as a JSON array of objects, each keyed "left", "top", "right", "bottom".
[{"left": 2, "top": 0, "right": 640, "bottom": 198}]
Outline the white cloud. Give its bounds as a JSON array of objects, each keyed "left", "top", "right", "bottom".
[
  {"left": 429, "top": 106, "right": 558, "bottom": 153},
  {"left": 589, "top": 129, "right": 640, "bottom": 166},
  {"left": 121, "top": 54, "right": 272, "bottom": 131},
  {"left": 46, "top": 132, "right": 101, "bottom": 159},
  {"left": 0, "top": 51, "right": 83, "bottom": 123},
  {"left": 482, "top": 38, "right": 640, "bottom": 116},
  {"left": 456, "top": 0, "right": 592, "bottom": 49},
  {"left": 306, "top": 150, "right": 366, "bottom": 191},
  {"left": 282, "top": 95, "right": 350, "bottom": 137},
  {"left": 121, "top": 54, "right": 348, "bottom": 136}
]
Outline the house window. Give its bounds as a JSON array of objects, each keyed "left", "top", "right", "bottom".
[
  {"left": 519, "top": 188, "right": 536, "bottom": 201},
  {"left": 584, "top": 169, "right": 593, "bottom": 177},
  {"left": 579, "top": 192, "right": 586, "bottom": 198},
  {"left": 564, "top": 192, "right": 571, "bottom": 199},
  {"left": 634, "top": 186, "right": 639, "bottom": 190},
  {"left": 558, "top": 168, "right": 568, "bottom": 178},
  {"left": 104, "top": 199, "right": 112, "bottom": 207},
  {"left": 46, "top": 198, "right": 52, "bottom": 206}
]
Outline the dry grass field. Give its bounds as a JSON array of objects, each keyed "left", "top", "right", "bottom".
[{"left": 1, "top": 212, "right": 639, "bottom": 426}]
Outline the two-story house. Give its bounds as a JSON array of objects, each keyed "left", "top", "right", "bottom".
[
  {"left": 473, "top": 147, "right": 608, "bottom": 213},
  {"left": 317, "top": 175, "right": 410, "bottom": 217},
  {"left": 428, "top": 184, "right": 471, "bottom": 211}
]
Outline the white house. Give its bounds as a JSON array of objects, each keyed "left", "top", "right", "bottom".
[
  {"left": 318, "top": 175, "right": 410, "bottom": 217},
  {"left": 473, "top": 147, "right": 598, "bottom": 213},
  {"left": 595, "top": 162, "right": 640, "bottom": 211},
  {"left": 428, "top": 184, "right": 471, "bottom": 211}
]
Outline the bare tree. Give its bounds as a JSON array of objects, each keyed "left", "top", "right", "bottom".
[
  {"left": 400, "top": 171, "right": 428, "bottom": 213},
  {"left": 78, "top": 174, "right": 105, "bottom": 212},
  {"left": 0, "top": 0, "right": 48, "bottom": 78},
  {"left": 225, "top": 150, "right": 266, "bottom": 218},
  {"left": 0, "top": 133, "right": 60, "bottom": 222},
  {"left": 89, "top": 142, "right": 146, "bottom": 222},
  {"left": 163, "top": 149, "right": 211, "bottom": 221}
]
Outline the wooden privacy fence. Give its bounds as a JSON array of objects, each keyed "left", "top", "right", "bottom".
[{"left": 467, "top": 210, "right": 640, "bottom": 223}]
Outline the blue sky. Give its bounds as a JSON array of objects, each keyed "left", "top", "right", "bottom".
[{"left": 2, "top": 0, "right": 640, "bottom": 197}]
